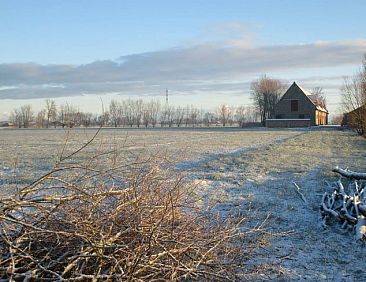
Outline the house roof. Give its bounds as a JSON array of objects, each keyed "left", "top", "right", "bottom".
[
  {"left": 296, "top": 84, "right": 313, "bottom": 96},
  {"left": 292, "top": 82, "right": 328, "bottom": 113}
]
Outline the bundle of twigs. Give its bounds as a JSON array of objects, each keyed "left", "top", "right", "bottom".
[
  {"left": 0, "top": 133, "right": 245, "bottom": 281},
  {"left": 321, "top": 167, "right": 366, "bottom": 241}
]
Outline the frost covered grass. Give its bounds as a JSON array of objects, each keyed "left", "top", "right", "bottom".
[
  {"left": 0, "top": 149, "right": 250, "bottom": 281},
  {"left": 0, "top": 127, "right": 301, "bottom": 280},
  {"left": 204, "top": 130, "right": 366, "bottom": 182},
  {"left": 0, "top": 128, "right": 299, "bottom": 192},
  {"left": 1, "top": 127, "right": 366, "bottom": 280},
  {"left": 190, "top": 129, "right": 366, "bottom": 280}
]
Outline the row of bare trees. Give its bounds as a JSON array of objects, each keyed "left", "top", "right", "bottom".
[
  {"left": 8, "top": 75, "right": 337, "bottom": 129},
  {"left": 10, "top": 105, "right": 34, "bottom": 128},
  {"left": 8, "top": 99, "right": 259, "bottom": 128},
  {"left": 107, "top": 100, "right": 258, "bottom": 128},
  {"left": 10, "top": 100, "right": 100, "bottom": 129},
  {"left": 341, "top": 54, "right": 366, "bottom": 135}
]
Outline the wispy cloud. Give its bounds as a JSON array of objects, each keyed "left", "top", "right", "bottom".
[{"left": 0, "top": 39, "right": 365, "bottom": 99}]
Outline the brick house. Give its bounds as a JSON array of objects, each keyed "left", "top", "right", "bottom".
[{"left": 267, "top": 82, "right": 328, "bottom": 127}]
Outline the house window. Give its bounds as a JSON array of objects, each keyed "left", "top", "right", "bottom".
[
  {"left": 275, "top": 114, "right": 282, "bottom": 119},
  {"left": 291, "top": 100, "right": 299, "bottom": 112},
  {"left": 299, "top": 114, "right": 305, "bottom": 119}
]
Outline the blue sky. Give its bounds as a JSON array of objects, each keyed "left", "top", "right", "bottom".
[{"left": 0, "top": 0, "right": 365, "bottom": 119}]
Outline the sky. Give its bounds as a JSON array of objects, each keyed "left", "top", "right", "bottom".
[{"left": 0, "top": 0, "right": 365, "bottom": 120}]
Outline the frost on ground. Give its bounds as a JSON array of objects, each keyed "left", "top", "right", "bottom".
[
  {"left": 0, "top": 128, "right": 298, "bottom": 194},
  {"left": 1, "top": 128, "right": 365, "bottom": 280},
  {"left": 187, "top": 130, "right": 366, "bottom": 281}
]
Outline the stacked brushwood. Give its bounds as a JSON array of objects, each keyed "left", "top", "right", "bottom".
[
  {"left": 0, "top": 133, "right": 246, "bottom": 281},
  {"left": 321, "top": 167, "right": 366, "bottom": 241}
]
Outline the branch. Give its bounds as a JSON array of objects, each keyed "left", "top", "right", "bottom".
[
  {"left": 292, "top": 182, "right": 307, "bottom": 204},
  {"left": 332, "top": 167, "right": 366, "bottom": 180}
]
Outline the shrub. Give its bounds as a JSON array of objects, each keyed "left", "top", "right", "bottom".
[{"left": 0, "top": 137, "right": 244, "bottom": 281}]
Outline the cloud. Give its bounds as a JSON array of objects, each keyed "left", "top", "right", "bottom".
[
  {"left": 203, "top": 21, "right": 257, "bottom": 47},
  {"left": 0, "top": 39, "right": 365, "bottom": 99}
]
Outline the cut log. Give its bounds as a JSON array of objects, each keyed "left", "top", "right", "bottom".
[
  {"left": 320, "top": 168, "right": 366, "bottom": 241},
  {"left": 332, "top": 167, "right": 366, "bottom": 180},
  {"left": 355, "top": 215, "right": 366, "bottom": 241},
  {"left": 359, "top": 204, "right": 366, "bottom": 217}
]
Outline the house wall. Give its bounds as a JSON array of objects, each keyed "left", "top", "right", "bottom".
[
  {"left": 315, "top": 110, "right": 328, "bottom": 125},
  {"left": 266, "top": 119, "right": 310, "bottom": 128},
  {"left": 274, "top": 85, "right": 317, "bottom": 125}
]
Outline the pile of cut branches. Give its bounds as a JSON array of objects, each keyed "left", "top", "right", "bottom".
[
  {"left": 321, "top": 167, "right": 366, "bottom": 241},
  {"left": 0, "top": 135, "right": 246, "bottom": 281}
]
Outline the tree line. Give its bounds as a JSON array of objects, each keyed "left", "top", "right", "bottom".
[
  {"left": 8, "top": 75, "right": 328, "bottom": 129},
  {"left": 8, "top": 99, "right": 259, "bottom": 129}
]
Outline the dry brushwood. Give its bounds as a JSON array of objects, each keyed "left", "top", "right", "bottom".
[
  {"left": 320, "top": 167, "right": 366, "bottom": 241},
  {"left": 0, "top": 131, "right": 246, "bottom": 281}
]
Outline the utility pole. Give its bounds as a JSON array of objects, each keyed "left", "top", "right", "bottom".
[{"left": 165, "top": 89, "right": 169, "bottom": 105}]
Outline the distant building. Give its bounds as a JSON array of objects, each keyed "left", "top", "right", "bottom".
[
  {"left": 266, "top": 82, "right": 328, "bottom": 128},
  {"left": 342, "top": 105, "right": 366, "bottom": 134}
]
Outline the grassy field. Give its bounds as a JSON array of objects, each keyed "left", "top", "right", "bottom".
[
  {"left": 0, "top": 127, "right": 299, "bottom": 190},
  {"left": 1, "top": 127, "right": 366, "bottom": 280},
  {"left": 188, "top": 129, "right": 366, "bottom": 280}
]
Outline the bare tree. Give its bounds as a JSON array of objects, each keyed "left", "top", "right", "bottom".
[
  {"left": 190, "top": 105, "right": 200, "bottom": 127},
  {"left": 122, "top": 99, "right": 135, "bottom": 127},
  {"left": 311, "top": 87, "right": 327, "bottom": 108},
  {"left": 175, "top": 106, "right": 185, "bottom": 127},
  {"left": 217, "top": 104, "right": 231, "bottom": 126},
  {"left": 341, "top": 74, "right": 366, "bottom": 135},
  {"left": 45, "top": 99, "right": 57, "bottom": 128},
  {"left": 203, "top": 112, "right": 216, "bottom": 127},
  {"left": 184, "top": 106, "right": 190, "bottom": 127},
  {"left": 58, "top": 104, "right": 66, "bottom": 128},
  {"left": 228, "top": 106, "right": 235, "bottom": 126},
  {"left": 142, "top": 106, "right": 151, "bottom": 128},
  {"left": 251, "top": 76, "right": 285, "bottom": 125},
  {"left": 149, "top": 100, "right": 161, "bottom": 128},
  {"left": 109, "top": 100, "right": 120, "bottom": 127},
  {"left": 160, "top": 105, "right": 176, "bottom": 127},
  {"left": 80, "top": 112, "right": 93, "bottom": 127},
  {"left": 235, "top": 106, "right": 259, "bottom": 127},
  {"left": 246, "top": 106, "right": 259, "bottom": 123},
  {"left": 160, "top": 105, "right": 169, "bottom": 127},
  {"left": 341, "top": 54, "right": 366, "bottom": 135},
  {"left": 167, "top": 106, "right": 176, "bottom": 127},
  {"left": 62, "top": 104, "right": 78, "bottom": 128},
  {"left": 235, "top": 106, "right": 247, "bottom": 127},
  {"left": 58, "top": 103, "right": 77, "bottom": 128},
  {"left": 20, "top": 105, "right": 33, "bottom": 128},
  {"left": 330, "top": 113, "right": 344, "bottom": 125},
  {"left": 95, "top": 111, "right": 109, "bottom": 126},
  {"left": 36, "top": 110, "right": 46, "bottom": 128},
  {"left": 134, "top": 99, "right": 143, "bottom": 128},
  {"left": 10, "top": 109, "right": 22, "bottom": 128}
]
